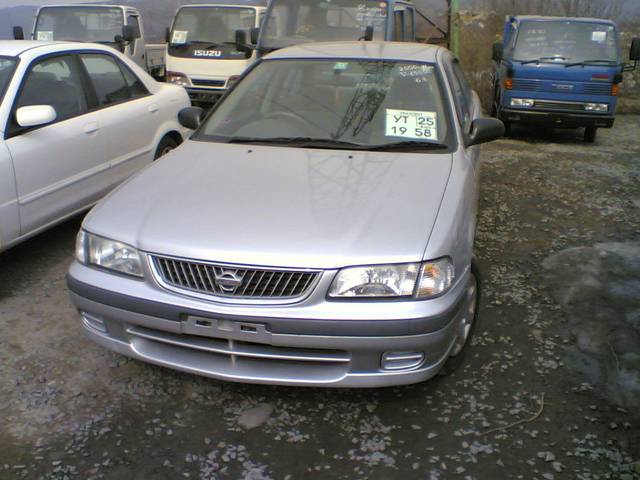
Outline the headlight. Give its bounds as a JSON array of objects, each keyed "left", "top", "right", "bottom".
[
  {"left": 511, "top": 98, "right": 535, "bottom": 108},
  {"left": 166, "top": 71, "right": 191, "bottom": 87},
  {"left": 76, "top": 231, "right": 143, "bottom": 278},
  {"left": 329, "top": 258, "right": 454, "bottom": 299},
  {"left": 584, "top": 103, "right": 608, "bottom": 112}
]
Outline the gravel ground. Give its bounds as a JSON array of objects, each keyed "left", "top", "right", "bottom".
[{"left": 1, "top": 118, "right": 640, "bottom": 480}]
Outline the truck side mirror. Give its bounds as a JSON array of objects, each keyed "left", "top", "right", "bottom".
[
  {"left": 492, "top": 42, "right": 504, "bottom": 62},
  {"left": 363, "top": 25, "right": 374, "bottom": 41},
  {"left": 13, "top": 26, "right": 25, "bottom": 40},
  {"left": 122, "top": 25, "right": 139, "bottom": 43},
  {"left": 235, "top": 30, "right": 252, "bottom": 58},
  {"left": 466, "top": 118, "right": 505, "bottom": 147},
  {"left": 178, "top": 107, "right": 204, "bottom": 130},
  {"left": 165, "top": 27, "right": 171, "bottom": 44},
  {"left": 630, "top": 38, "right": 640, "bottom": 61},
  {"left": 250, "top": 27, "right": 260, "bottom": 45}
]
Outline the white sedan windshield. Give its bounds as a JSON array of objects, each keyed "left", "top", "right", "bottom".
[
  {"left": 0, "top": 57, "right": 17, "bottom": 106},
  {"left": 200, "top": 59, "right": 451, "bottom": 148}
]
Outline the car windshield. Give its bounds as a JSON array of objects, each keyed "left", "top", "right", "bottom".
[
  {"left": 34, "top": 7, "right": 124, "bottom": 43},
  {"left": 0, "top": 57, "right": 17, "bottom": 107},
  {"left": 513, "top": 21, "right": 619, "bottom": 64},
  {"left": 170, "top": 7, "right": 257, "bottom": 46},
  {"left": 260, "top": 0, "right": 387, "bottom": 50},
  {"left": 197, "top": 59, "right": 451, "bottom": 150}
]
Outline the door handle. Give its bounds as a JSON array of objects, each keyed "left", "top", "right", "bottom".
[
  {"left": 83, "top": 122, "right": 100, "bottom": 134},
  {"left": 148, "top": 104, "right": 159, "bottom": 113}
]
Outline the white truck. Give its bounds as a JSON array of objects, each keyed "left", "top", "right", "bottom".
[
  {"left": 165, "top": 1, "right": 267, "bottom": 105},
  {"left": 13, "top": 4, "right": 165, "bottom": 80}
]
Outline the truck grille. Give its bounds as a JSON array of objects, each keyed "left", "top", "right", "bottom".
[
  {"left": 191, "top": 79, "right": 226, "bottom": 88},
  {"left": 512, "top": 79, "right": 541, "bottom": 92},
  {"left": 583, "top": 84, "right": 611, "bottom": 95},
  {"left": 533, "top": 100, "right": 586, "bottom": 112},
  {"left": 151, "top": 255, "right": 320, "bottom": 300}
]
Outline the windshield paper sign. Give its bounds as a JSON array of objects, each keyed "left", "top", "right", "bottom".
[
  {"left": 356, "top": 2, "right": 387, "bottom": 26},
  {"left": 37, "top": 31, "right": 54, "bottom": 41},
  {"left": 171, "top": 30, "right": 188, "bottom": 44},
  {"left": 386, "top": 109, "right": 437, "bottom": 140}
]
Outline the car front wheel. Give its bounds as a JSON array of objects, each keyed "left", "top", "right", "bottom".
[{"left": 154, "top": 136, "right": 179, "bottom": 160}]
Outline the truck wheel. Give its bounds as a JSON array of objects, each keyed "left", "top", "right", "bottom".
[
  {"left": 503, "top": 120, "right": 512, "bottom": 137},
  {"left": 154, "top": 136, "right": 179, "bottom": 160},
  {"left": 438, "top": 262, "right": 481, "bottom": 377},
  {"left": 584, "top": 127, "right": 597, "bottom": 143}
]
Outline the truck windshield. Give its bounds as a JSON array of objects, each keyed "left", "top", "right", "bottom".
[
  {"left": 34, "top": 7, "right": 124, "bottom": 43},
  {"left": 197, "top": 59, "right": 451, "bottom": 151},
  {"left": 0, "top": 57, "right": 17, "bottom": 107},
  {"left": 170, "top": 7, "right": 256, "bottom": 46},
  {"left": 513, "top": 21, "right": 619, "bottom": 64},
  {"left": 260, "top": 0, "right": 388, "bottom": 51}
]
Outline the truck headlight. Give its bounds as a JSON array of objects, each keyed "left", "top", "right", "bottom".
[
  {"left": 329, "top": 258, "right": 454, "bottom": 299},
  {"left": 584, "top": 103, "right": 608, "bottom": 112},
  {"left": 166, "top": 71, "right": 191, "bottom": 87},
  {"left": 76, "top": 231, "right": 143, "bottom": 278},
  {"left": 511, "top": 98, "right": 535, "bottom": 108}
]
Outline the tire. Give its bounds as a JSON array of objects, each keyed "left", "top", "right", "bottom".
[
  {"left": 154, "top": 136, "right": 179, "bottom": 160},
  {"left": 502, "top": 120, "right": 512, "bottom": 137},
  {"left": 584, "top": 127, "right": 597, "bottom": 143},
  {"left": 439, "top": 262, "right": 481, "bottom": 376}
]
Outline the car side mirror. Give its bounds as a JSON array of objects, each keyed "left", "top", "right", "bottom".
[
  {"left": 492, "top": 42, "right": 504, "bottom": 62},
  {"left": 178, "top": 107, "right": 204, "bottom": 130},
  {"left": 466, "top": 118, "right": 505, "bottom": 147},
  {"left": 16, "top": 105, "right": 57, "bottom": 128},
  {"left": 13, "top": 26, "right": 25, "bottom": 40},
  {"left": 122, "top": 25, "right": 139, "bottom": 43},
  {"left": 630, "top": 38, "right": 640, "bottom": 61},
  {"left": 250, "top": 27, "right": 260, "bottom": 45}
]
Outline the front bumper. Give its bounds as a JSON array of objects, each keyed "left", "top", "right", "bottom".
[
  {"left": 67, "top": 262, "right": 473, "bottom": 388},
  {"left": 500, "top": 108, "right": 615, "bottom": 129}
]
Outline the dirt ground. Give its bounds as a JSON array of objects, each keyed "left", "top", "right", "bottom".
[{"left": 1, "top": 117, "right": 639, "bottom": 480}]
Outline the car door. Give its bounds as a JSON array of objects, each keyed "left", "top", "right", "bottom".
[
  {"left": 78, "top": 52, "right": 158, "bottom": 187},
  {"left": 4, "top": 53, "right": 109, "bottom": 236}
]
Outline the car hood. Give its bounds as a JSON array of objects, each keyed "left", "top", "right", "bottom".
[{"left": 85, "top": 141, "right": 453, "bottom": 269}]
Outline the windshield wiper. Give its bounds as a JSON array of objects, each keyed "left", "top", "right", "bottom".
[
  {"left": 226, "top": 137, "right": 367, "bottom": 150},
  {"left": 367, "top": 141, "right": 449, "bottom": 152},
  {"left": 565, "top": 59, "right": 619, "bottom": 68},
  {"left": 520, "top": 56, "right": 568, "bottom": 65}
]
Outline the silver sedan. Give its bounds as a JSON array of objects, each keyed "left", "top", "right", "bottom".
[{"left": 68, "top": 41, "right": 504, "bottom": 387}]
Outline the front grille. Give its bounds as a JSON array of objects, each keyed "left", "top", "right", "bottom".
[
  {"left": 191, "top": 78, "right": 226, "bottom": 88},
  {"left": 151, "top": 255, "right": 320, "bottom": 300},
  {"left": 533, "top": 100, "right": 586, "bottom": 112},
  {"left": 512, "top": 79, "right": 541, "bottom": 92},
  {"left": 583, "top": 83, "right": 611, "bottom": 95}
]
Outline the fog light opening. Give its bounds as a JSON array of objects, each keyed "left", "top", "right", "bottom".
[
  {"left": 81, "top": 312, "right": 107, "bottom": 333},
  {"left": 381, "top": 352, "right": 425, "bottom": 371}
]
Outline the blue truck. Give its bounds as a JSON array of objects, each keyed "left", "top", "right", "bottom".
[{"left": 490, "top": 16, "right": 639, "bottom": 142}]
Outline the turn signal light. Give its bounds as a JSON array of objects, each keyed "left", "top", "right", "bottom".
[
  {"left": 611, "top": 84, "right": 620, "bottom": 96},
  {"left": 504, "top": 78, "right": 513, "bottom": 90}
]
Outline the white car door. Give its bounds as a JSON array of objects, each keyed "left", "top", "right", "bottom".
[
  {"left": 78, "top": 52, "right": 159, "bottom": 185},
  {"left": 4, "top": 53, "right": 111, "bottom": 235}
]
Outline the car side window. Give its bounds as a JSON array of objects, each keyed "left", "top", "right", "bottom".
[
  {"left": 15, "top": 55, "right": 88, "bottom": 126},
  {"left": 445, "top": 58, "right": 473, "bottom": 132},
  {"left": 80, "top": 54, "right": 147, "bottom": 108}
]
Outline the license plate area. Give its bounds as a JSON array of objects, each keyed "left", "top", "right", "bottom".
[{"left": 183, "top": 316, "right": 272, "bottom": 344}]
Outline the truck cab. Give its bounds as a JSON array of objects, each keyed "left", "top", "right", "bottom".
[
  {"left": 256, "top": 0, "right": 419, "bottom": 55},
  {"left": 15, "top": 5, "right": 164, "bottom": 79},
  {"left": 165, "top": 1, "right": 268, "bottom": 105},
  {"left": 491, "top": 16, "right": 640, "bottom": 142}
]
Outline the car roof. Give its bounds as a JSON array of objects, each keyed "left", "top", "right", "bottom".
[
  {"left": 0, "top": 40, "right": 115, "bottom": 58},
  {"left": 264, "top": 41, "right": 444, "bottom": 63},
  {"left": 512, "top": 15, "right": 616, "bottom": 25}
]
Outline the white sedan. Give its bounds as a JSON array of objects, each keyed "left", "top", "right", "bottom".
[{"left": 0, "top": 41, "right": 191, "bottom": 253}]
